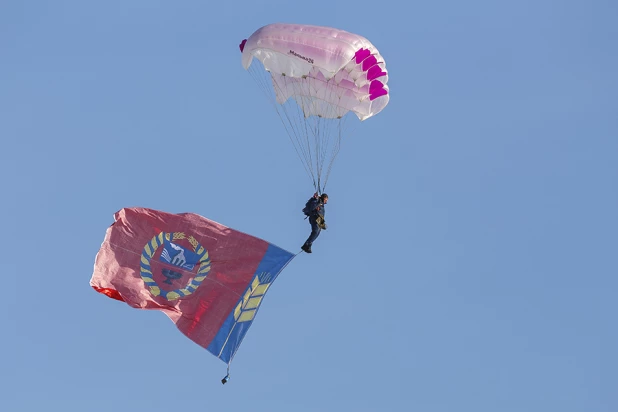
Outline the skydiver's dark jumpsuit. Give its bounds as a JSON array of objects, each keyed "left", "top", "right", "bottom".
[{"left": 303, "top": 198, "right": 325, "bottom": 250}]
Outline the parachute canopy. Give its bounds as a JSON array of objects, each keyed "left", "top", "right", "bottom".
[
  {"left": 240, "top": 23, "right": 389, "bottom": 120},
  {"left": 240, "top": 23, "right": 390, "bottom": 192}
]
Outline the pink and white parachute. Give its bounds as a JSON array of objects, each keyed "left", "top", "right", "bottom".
[{"left": 240, "top": 23, "right": 390, "bottom": 192}]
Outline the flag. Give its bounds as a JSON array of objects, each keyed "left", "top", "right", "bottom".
[{"left": 90, "top": 207, "right": 296, "bottom": 366}]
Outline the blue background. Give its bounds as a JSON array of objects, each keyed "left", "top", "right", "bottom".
[{"left": 1, "top": 1, "right": 616, "bottom": 411}]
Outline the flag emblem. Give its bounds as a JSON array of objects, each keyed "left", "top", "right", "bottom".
[{"left": 140, "top": 231, "right": 211, "bottom": 301}]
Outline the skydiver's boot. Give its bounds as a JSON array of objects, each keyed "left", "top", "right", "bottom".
[{"left": 301, "top": 243, "right": 312, "bottom": 253}]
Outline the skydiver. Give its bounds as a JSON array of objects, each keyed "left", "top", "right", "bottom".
[{"left": 301, "top": 192, "right": 328, "bottom": 254}]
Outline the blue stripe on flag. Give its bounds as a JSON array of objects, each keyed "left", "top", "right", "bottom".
[{"left": 207, "top": 244, "right": 295, "bottom": 363}]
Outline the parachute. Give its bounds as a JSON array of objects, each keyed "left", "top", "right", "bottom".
[{"left": 240, "top": 23, "right": 390, "bottom": 193}]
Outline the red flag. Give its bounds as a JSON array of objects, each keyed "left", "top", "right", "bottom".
[{"left": 91, "top": 207, "right": 295, "bottom": 365}]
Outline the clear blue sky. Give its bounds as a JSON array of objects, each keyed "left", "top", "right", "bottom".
[{"left": 2, "top": 1, "right": 617, "bottom": 411}]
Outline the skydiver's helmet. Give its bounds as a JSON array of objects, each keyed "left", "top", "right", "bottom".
[{"left": 320, "top": 193, "right": 328, "bottom": 202}]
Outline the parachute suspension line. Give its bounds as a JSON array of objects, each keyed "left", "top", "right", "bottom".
[
  {"left": 313, "top": 78, "right": 325, "bottom": 191},
  {"left": 283, "top": 75, "right": 318, "bottom": 190},
  {"left": 292, "top": 77, "right": 316, "bottom": 182},
  {"left": 276, "top": 78, "right": 316, "bottom": 184},
  {"left": 321, "top": 119, "right": 344, "bottom": 194},
  {"left": 327, "top": 108, "right": 359, "bottom": 192},
  {"left": 283, "top": 74, "right": 325, "bottom": 192},
  {"left": 315, "top": 77, "right": 345, "bottom": 193},
  {"left": 277, "top": 73, "right": 318, "bottom": 188},
  {"left": 304, "top": 76, "right": 324, "bottom": 192},
  {"left": 304, "top": 105, "right": 318, "bottom": 192},
  {"left": 248, "top": 65, "right": 317, "bottom": 189},
  {"left": 312, "top": 86, "right": 323, "bottom": 192},
  {"left": 246, "top": 61, "right": 360, "bottom": 193}
]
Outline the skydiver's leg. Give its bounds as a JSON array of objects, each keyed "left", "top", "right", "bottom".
[{"left": 302, "top": 216, "right": 321, "bottom": 252}]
